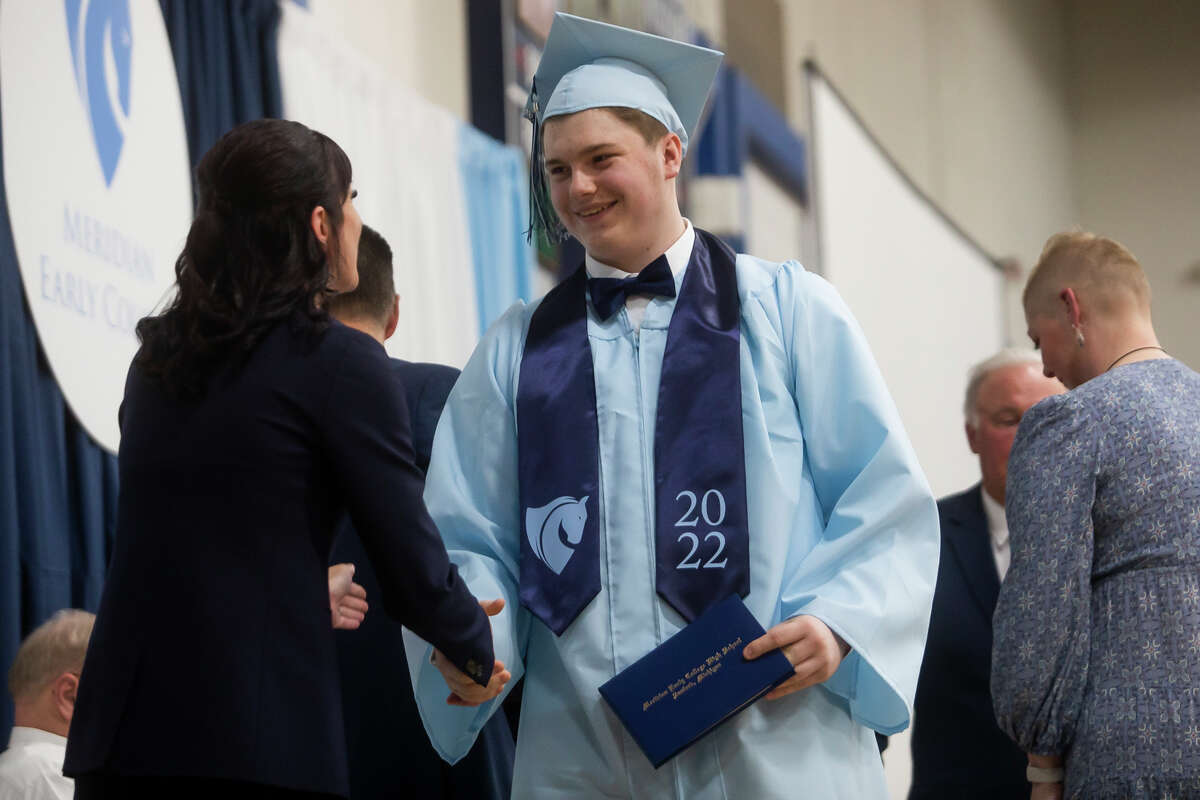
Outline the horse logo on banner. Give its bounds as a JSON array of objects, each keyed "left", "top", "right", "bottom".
[
  {"left": 66, "top": 0, "right": 132, "bottom": 186},
  {"left": 525, "top": 496, "right": 589, "bottom": 575}
]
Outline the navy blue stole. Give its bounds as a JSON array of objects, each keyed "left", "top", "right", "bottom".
[{"left": 517, "top": 230, "right": 749, "bottom": 635}]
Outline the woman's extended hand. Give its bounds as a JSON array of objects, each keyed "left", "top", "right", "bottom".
[{"left": 433, "top": 598, "right": 512, "bottom": 706}]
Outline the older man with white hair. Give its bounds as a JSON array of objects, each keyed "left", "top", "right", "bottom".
[
  {"left": 1, "top": 610, "right": 95, "bottom": 800},
  {"left": 907, "top": 351, "right": 1062, "bottom": 800}
]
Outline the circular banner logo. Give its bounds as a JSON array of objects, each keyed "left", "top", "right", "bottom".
[{"left": 1, "top": 0, "right": 191, "bottom": 453}]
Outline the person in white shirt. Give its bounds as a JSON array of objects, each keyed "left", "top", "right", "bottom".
[
  {"left": 1, "top": 610, "right": 95, "bottom": 800},
  {"left": 907, "top": 350, "right": 1062, "bottom": 799}
]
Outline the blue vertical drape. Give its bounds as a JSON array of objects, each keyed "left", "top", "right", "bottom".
[
  {"left": 458, "top": 124, "right": 536, "bottom": 331},
  {"left": 1, "top": 0, "right": 282, "bottom": 743},
  {"left": 159, "top": 0, "right": 283, "bottom": 172}
]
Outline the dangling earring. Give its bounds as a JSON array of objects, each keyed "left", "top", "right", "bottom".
[{"left": 1073, "top": 324, "right": 1085, "bottom": 347}]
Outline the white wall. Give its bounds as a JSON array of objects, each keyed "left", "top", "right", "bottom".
[
  {"left": 744, "top": 160, "right": 806, "bottom": 265},
  {"left": 779, "top": 0, "right": 1079, "bottom": 346},
  {"left": 1068, "top": 0, "right": 1200, "bottom": 371},
  {"left": 301, "top": 0, "right": 470, "bottom": 120}
]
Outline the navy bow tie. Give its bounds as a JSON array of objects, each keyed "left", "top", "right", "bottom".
[{"left": 587, "top": 255, "right": 677, "bottom": 320}]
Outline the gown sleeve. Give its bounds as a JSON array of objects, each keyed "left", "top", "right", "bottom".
[
  {"left": 401, "top": 303, "right": 532, "bottom": 764},
  {"left": 992, "top": 392, "right": 1097, "bottom": 754},
  {"left": 771, "top": 263, "right": 941, "bottom": 735}
]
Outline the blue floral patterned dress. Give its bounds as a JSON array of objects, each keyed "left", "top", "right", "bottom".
[{"left": 993, "top": 359, "right": 1200, "bottom": 799}]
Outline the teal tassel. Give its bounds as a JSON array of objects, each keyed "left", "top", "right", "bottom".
[{"left": 524, "top": 80, "right": 568, "bottom": 245}]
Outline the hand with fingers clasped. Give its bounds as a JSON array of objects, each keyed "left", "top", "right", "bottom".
[
  {"left": 328, "top": 563, "right": 369, "bottom": 630},
  {"left": 432, "top": 598, "right": 513, "bottom": 706},
  {"left": 743, "top": 614, "right": 850, "bottom": 700}
]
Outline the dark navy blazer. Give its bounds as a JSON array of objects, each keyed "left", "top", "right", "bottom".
[
  {"left": 909, "top": 485, "right": 1028, "bottom": 799},
  {"left": 331, "top": 359, "right": 514, "bottom": 800},
  {"left": 64, "top": 319, "right": 494, "bottom": 797}
]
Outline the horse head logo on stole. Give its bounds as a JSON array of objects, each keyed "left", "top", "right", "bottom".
[{"left": 525, "top": 496, "right": 589, "bottom": 575}]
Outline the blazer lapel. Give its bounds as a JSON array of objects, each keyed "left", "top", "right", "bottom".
[{"left": 944, "top": 485, "right": 1001, "bottom": 618}]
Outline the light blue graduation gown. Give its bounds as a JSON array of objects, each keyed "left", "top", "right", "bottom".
[{"left": 403, "top": 254, "right": 939, "bottom": 799}]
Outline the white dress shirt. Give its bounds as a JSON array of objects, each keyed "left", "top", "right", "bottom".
[
  {"left": 0, "top": 727, "right": 73, "bottom": 800},
  {"left": 980, "top": 489, "right": 1011, "bottom": 581},
  {"left": 584, "top": 219, "right": 695, "bottom": 331}
]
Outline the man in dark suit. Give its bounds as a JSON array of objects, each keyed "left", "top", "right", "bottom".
[
  {"left": 909, "top": 350, "right": 1062, "bottom": 799},
  {"left": 326, "top": 225, "right": 515, "bottom": 800}
]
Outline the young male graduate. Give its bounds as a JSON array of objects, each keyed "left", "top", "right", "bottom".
[{"left": 403, "top": 13, "right": 939, "bottom": 798}]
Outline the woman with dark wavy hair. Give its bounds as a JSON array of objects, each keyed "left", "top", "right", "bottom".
[{"left": 62, "top": 120, "right": 508, "bottom": 799}]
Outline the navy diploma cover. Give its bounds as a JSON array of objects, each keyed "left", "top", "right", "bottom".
[{"left": 598, "top": 595, "right": 794, "bottom": 768}]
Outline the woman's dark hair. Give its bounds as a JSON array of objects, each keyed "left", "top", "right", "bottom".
[{"left": 135, "top": 119, "right": 353, "bottom": 398}]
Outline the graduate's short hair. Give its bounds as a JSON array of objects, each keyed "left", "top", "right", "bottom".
[
  {"left": 542, "top": 106, "right": 670, "bottom": 150},
  {"left": 963, "top": 349, "right": 1043, "bottom": 425},
  {"left": 326, "top": 225, "right": 395, "bottom": 327},
  {"left": 1023, "top": 231, "right": 1150, "bottom": 317},
  {"left": 7, "top": 609, "right": 95, "bottom": 702},
  {"left": 604, "top": 107, "right": 671, "bottom": 146}
]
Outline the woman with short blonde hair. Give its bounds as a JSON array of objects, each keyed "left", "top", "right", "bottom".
[{"left": 993, "top": 231, "right": 1200, "bottom": 799}]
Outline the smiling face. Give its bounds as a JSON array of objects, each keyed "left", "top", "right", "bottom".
[{"left": 542, "top": 108, "right": 682, "bottom": 270}]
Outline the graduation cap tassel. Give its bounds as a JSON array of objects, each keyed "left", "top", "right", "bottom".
[{"left": 524, "top": 80, "right": 568, "bottom": 245}]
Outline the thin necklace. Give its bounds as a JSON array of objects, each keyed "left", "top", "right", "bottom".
[{"left": 1105, "top": 345, "right": 1167, "bottom": 372}]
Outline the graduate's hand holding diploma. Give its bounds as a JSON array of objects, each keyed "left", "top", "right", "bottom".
[
  {"left": 743, "top": 615, "right": 850, "bottom": 700},
  {"left": 433, "top": 598, "right": 512, "bottom": 706}
]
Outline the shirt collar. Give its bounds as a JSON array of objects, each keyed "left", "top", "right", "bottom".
[
  {"left": 7, "top": 725, "right": 68, "bottom": 749},
  {"left": 584, "top": 218, "right": 694, "bottom": 281},
  {"left": 980, "top": 488, "right": 1008, "bottom": 548}
]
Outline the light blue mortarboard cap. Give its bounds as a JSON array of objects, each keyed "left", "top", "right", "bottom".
[{"left": 524, "top": 13, "right": 724, "bottom": 242}]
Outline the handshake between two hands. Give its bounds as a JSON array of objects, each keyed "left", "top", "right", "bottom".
[
  {"left": 328, "top": 563, "right": 849, "bottom": 707},
  {"left": 326, "top": 563, "right": 510, "bottom": 706}
]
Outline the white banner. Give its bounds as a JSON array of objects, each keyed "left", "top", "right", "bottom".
[
  {"left": 1, "top": 0, "right": 192, "bottom": 453},
  {"left": 278, "top": 2, "right": 481, "bottom": 367}
]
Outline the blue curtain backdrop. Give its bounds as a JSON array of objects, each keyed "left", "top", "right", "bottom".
[
  {"left": 0, "top": 0, "right": 281, "bottom": 742},
  {"left": 458, "top": 124, "right": 535, "bottom": 332},
  {"left": 0, "top": 98, "right": 119, "bottom": 741},
  {"left": 160, "top": 0, "right": 284, "bottom": 171}
]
